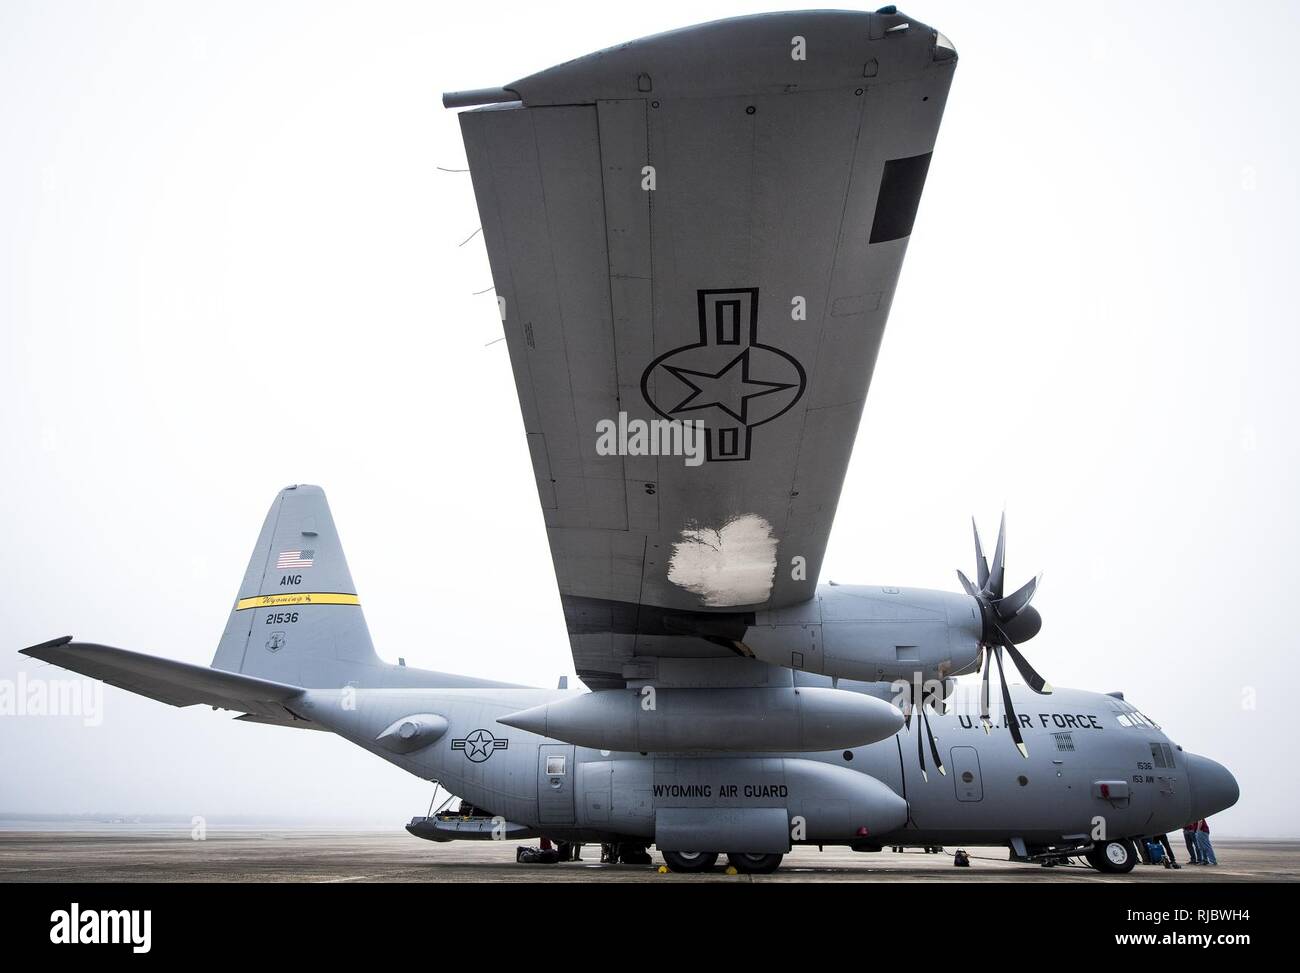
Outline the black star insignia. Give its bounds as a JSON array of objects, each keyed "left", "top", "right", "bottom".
[
  {"left": 663, "top": 348, "right": 796, "bottom": 425},
  {"left": 464, "top": 729, "right": 493, "bottom": 760}
]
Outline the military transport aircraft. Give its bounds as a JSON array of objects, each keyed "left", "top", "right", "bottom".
[{"left": 21, "top": 8, "right": 1237, "bottom": 875}]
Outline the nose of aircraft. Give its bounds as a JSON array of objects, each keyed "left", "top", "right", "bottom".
[{"left": 1185, "top": 753, "right": 1240, "bottom": 820}]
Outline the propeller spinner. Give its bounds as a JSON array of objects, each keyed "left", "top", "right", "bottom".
[{"left": 957, "top": 514, "right": 1051, "bottom": 758}]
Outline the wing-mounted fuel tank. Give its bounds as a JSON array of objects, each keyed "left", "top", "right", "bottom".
[
  {"left": 742, "top": 584, "right": 984, "bottom": 683},
  {"left": 498, "top": 686, "right": 903, "bottom": 753},
  {"left": 575, "top": 756, "right": 909, "bottom": 850}
]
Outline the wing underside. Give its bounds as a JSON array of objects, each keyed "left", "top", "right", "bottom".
[{"left": 455, "top": 10, "right": 956, "bottom": 687}]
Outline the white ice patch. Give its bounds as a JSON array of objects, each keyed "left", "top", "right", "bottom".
[{"left": 667, "top": 514, "right": 778, "bottom": 607}]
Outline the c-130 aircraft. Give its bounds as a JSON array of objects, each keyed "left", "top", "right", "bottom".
[{"left": 24, "top": 8, "right": 1237, "bottom": 875}]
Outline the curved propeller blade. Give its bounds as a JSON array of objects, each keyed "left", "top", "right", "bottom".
[
  {"left": 980, "top": 647, "right": 992, "bottom": 732},
  {"left": 922, "top": 704, "right": 945, "bottom": 776},
  {"left": 972, "top": 518, "right": 990, "bottom": 591},
  {"left": 994, "top": 646, "right": 1028, "bottom": 758},
  {"left": 993, "top": 573, "right": 1040, "bottom": 621},
  {"left": 916, "top": 699, "right": 927, "bottom": 782},
  {"left": 906, "top": 684, "right": 948, "bottom": 783},
  {"left": 1002, "top": 638, "right": 1054, "bottom": 696},
  {"left": 986, "top": 614, "right": 1051, "bottom": 694},
  {"left": 986, "top": 512, "right": 1007, "bottom": 599},
  {"left": 956, "top": 568, "right": 979, "bottom": 599}
]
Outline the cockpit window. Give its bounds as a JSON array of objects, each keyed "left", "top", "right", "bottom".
[
  {"left": 1149, "top": 742, "right": 1175, "bottom": 768},
  {"left": 1114, "top": 709, "right": 1160, "bottom": 729}
]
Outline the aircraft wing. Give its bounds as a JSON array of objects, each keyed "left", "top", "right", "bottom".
[
  {"left": 453, "top": 10, "right": 956, "bottom": 688},
  {"left": 19, "top": 636, "right": 307, "bottom": 722}
]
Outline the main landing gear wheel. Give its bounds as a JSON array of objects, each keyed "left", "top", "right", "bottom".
[
  {"left": 726, "top": 852, "right": 784, "bottom": 874},
  {"left": 1086, "top": 839, "right": 1137, "bottom": 874},
  {"left": 662, "top": 851, "right": 718, "bottom": 873}
]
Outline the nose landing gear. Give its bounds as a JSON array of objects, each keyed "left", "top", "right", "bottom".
[{"left": 1086, "top": 839, "right": 1137, "bottom": 874}]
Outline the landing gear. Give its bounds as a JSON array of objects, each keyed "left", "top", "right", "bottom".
[
  {"left": 657, "top": 850, "right": 786, "bottom": 874},
  {"left": 726, "top": 852, "right": 784, "bottom": 874},
  {"left": 1087, "top": 839, "right": 1137, "bottom": 874},
  {"left": 662, "top": 850, "right": 719, "bottom": 873}
]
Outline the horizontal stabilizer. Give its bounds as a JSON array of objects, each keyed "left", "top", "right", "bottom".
[{"left": 20, "top": 636, "right": 304, "bottom": 720}]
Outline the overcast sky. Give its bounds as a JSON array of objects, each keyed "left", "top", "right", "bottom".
[{"left": 2, "top": 0, "right": 1296, "bottom": 836}]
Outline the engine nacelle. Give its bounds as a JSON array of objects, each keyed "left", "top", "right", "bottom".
[{"left": 744, "top": 584, "right": 984, "bottom": 684}]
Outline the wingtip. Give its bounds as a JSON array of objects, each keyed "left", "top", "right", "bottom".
[{"left": 19, "top": 635, "right": 73, "bottom": 657}]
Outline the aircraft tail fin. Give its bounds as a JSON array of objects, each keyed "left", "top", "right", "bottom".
[{"left": 211, "top": 485, "right": 382, "bottom": 688}]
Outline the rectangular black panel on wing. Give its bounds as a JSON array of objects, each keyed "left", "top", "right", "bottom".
[{"left": 869, "top": 152, "right": 935, "bottom": 244}]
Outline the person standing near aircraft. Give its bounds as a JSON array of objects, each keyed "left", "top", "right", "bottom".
[
  {"left": 1136, "top": 833, "right": 1179, "bottom": 868},
  {"left": 1144, "top": 832, "right": 1185, "bottom": 868},
  {"left": 1155, "top": 834, "right": 1181, "bottom": 869},
  {"left": 1194, "top": 819, "right": 1219, "bottom": 865},
  {"left": 1183, "top": 822, "right": 1203, "bottom": 864}
]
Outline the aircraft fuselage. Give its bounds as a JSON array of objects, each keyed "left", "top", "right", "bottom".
[{"left": 297, "top": 681, "right": 1229, "bottom": 856}]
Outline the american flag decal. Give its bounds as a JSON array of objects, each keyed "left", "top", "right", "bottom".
[{"left": 276, "top": 550, "right": 315, "bottom": 569}]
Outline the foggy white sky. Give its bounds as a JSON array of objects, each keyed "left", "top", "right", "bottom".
[{"left": 2, "top": 0, "right": 1296, "bottom": 836}]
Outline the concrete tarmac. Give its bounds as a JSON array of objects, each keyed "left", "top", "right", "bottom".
[{"left": 0, "top": 832, "right": 1294, "bottom": 882}]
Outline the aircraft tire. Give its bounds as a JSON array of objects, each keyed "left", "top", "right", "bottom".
[
  {"left": 1087, "top": 839, "right": 1137, "bottom": 874},
  {"left": 726, "top": 852, "right": 784, "bottom": 874},
  {"left": 661, "top": 851, "right": 718, "bottom": 873}
]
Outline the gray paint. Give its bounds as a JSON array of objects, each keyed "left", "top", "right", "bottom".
[
  {"left": 456, "top": 10, "right": 958, "bottom": 690},
  {"left": 21, "top": 484, "right": 1240, "bottom": 863},
  {"left": 16, "top": 11, "right": 1242, "bottom": 869},
  {"left": 497, "top": 685, "right": 904, "bottom": 753}
]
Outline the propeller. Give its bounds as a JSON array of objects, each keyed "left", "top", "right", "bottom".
[
  {"left": 957, "top": 514, "right": 1051, "bottom": 758},
  {"left": 901, "top": 679, "right": 946, "bottom": 782}
]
